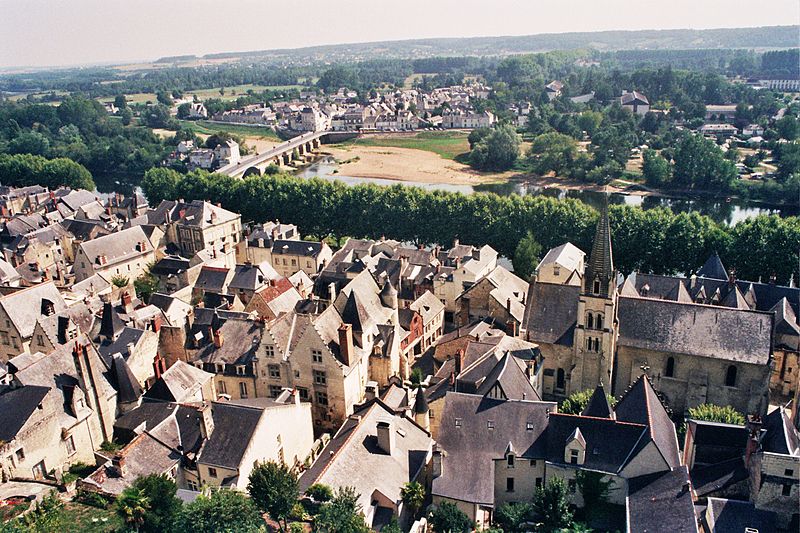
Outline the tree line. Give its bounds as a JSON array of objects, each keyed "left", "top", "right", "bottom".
[{"left": 142, "top": 168, "right": 800, "bottom": 284}]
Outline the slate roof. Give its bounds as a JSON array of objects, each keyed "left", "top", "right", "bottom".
[
  {"left": 537, "top": 242, "right": 584, "bottom": 272},
  {"left": 193, "top": 318, "right": 263, "bottom": 366},
  {"left": 617, "top": 296, "right": 772, "bottom": 365},
  {"left": 621, "top": 91, "right": 649, "bottom": 105},
  {"left": 97, "top": 327, "right": 147, "bottom": 368},
  {"left": 627, "top": 466, "right": 698, "bottom": 533},
  {"left": 0, "top": 282, "right": 67, "bottom": 338},
  {"left": 79, "top": 225, "right": 153, "bottom": 267},
  {"left": 761, "top": 406, "right": 800, "bottom": 456},
  {"left": 522, "top": 282, "right": 579, "bottom": 345},
  {"left": 433, "top": 393, "right": 555, "bottom": 505},
  {"left": 705, "top": 498, "right": 778, "bottom": 533},
  {"left": 143, "top": 361, "right": 213, "bottom": 403},
  {"left": 272, "top": 239, "right": 325, "bottom": 258},
  {"left": 198, "top": 402, "right": 263, "bottom": 469},
  {"left": 194, "top": 266, "right": 232, "bottom": 293},
  {"left": 615, "top": 375, "right": 681, "bottom": 468},
  {"left": 582, "top": 384, "right": 614, "bottom": 418},
  {"left": 545, "top": 413, "right": 649, "bottom": 474},
  {"left": 0, "top": 385, "right": 51, "bottom": 443},
  {"left": 299, "top": 400, "right": 432, "bottom": 519},
  {"left": 696, "top": 252, "right": 728, "bottom": 280},
  {"left": 150, "top": 255, "right": 191, "bottom": 276},
  {"left": 111, "top": 353, "right": 143, "bottom": 404}
]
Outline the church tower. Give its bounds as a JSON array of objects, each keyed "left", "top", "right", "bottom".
[{"left": 571, "top": 195, "right": 619, "bottom": 394}]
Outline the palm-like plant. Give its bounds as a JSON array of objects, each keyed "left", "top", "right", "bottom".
[
  {"left": 400, "top": 481, "right": 425, "bottom": 518},
  {"left": 116, "top": 488, "right": 150, "bottom": 532}
]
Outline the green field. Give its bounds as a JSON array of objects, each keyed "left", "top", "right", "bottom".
[
  {"left": 59, "top": 503, "right": 124, "bottom": 532},
  {"left": 338, "top": 131, "right": 471, "bottom": 160},
  {"left": 177, "top": 120, "right": 280, "bottom": 139},
  {"left": 187, "top": 83, "right": 305, "bottom": 101}
]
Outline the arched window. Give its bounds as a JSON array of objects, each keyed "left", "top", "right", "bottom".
[
  {"left": 587, "top": 313, "right": 594, "bottom": 329},
  {"left": 593, "top": 279, "right": 601, "bottom": 294},
  {"left": 556, "top": 368, "right": 566, "bottom": 391},
  {"left": 725, "top": 365, "right": 737, "bottom": 387},
  {"left": 586, "top": 337, "right": 592, "bottom": 351},
  {"left": 665, "top": 357, "right": 675, "bottom": 378},
  {"left": 596, "top": 314, "right": 604, "bottom": 330},
  {"left": 593, "top": 338, "right": 600, "bottom": 352}
]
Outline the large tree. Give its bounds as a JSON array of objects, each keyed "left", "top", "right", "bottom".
[
  {"left": 512, "top": 231, "right": 543, "bottom": 281},
  {"left": 469, "top": 124, "right": 520, "bottom": 171},
  {"left": 247, "top": 461, "right": 298, "bottom": 531},
  {"left": 429, "top": 501, "right": 473, "bottom": 533},
  {"left": 127, "top": 474, "right": 182, "bottom": 533},
  {"left": 672, "top": 133, "right": 737, "bottom": 191},
  {"left": 527, "top": 132, "right": 578, "bottom": 176},
  {"left": 533, "top": 477, "right": 574, "bottom": 532},
  {"left": 174, "top": 489, "right": 264, "bottom": 533},
  {"left": 314, "top": 487, "right": 370, "bottom": 533},
  {"left": 641, "top": 148, "right": 672, "bottom": 187}
]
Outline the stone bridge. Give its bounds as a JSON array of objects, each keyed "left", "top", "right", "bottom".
[{"left": 216, "top": 130, "right": 328, "bottom": 178}]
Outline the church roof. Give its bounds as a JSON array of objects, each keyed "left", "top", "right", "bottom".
[
  {"left": 584, "top": 196, "right": 614, "bottom": 296},
  {"left": 582, "top": 384, "right": 614, "bottom": 419}
]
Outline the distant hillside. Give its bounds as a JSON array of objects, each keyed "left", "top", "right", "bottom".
[{"left": 166, "top": 25, "right": 799, "bottom": 64}]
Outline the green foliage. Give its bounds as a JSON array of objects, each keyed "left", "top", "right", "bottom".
[
  {"left": 400, "top": 481, "right": 426, "bottom": 517},
  {"left": 305, "top": 483, "right": 334, "bottom": 503},
  {"left": 575, "top": 470, "right": 612, "bottom": 514},
  {"left": 0, "top": 153, "right": 94, "bottom": 190},
  {"left": 469, "top": 124, "right": 520, "bottom": 171},
  {"left": 100, "top": 439, "right": 122, "bottom": 453},
  {"left": 110, "top": 275, "right": 130, "bottom": 288},
  {"left": 247, "top": 460, "right": 299, "bottom": 529},
  {"left": 513, "top": 231, "right": 542, "bottom": 281},
  {"left": 134, "top": 265, "right": 160, "bottom": 304},
  {"left": 641, "top": 149, "right": 672, "bottom": 187},
  {"left": 130, "top": 474, "right": 182, "bottom": 533},
  {"left": 381, "top": 516, "right": 403, "bottom": 533},
  {"left": 174, "top": 489, "right": 264, "bottom": 533},
  {"left": 527, "top": 132, "right": 578, "bottom": 176},
  {"left": 1, "top": 491, "right": 64, "bottom": 533},
  {"left": 140, "top": 169, "right": 800, "bottom": 285},
  {"left": 533, "top": 477, "right": 574, "bottom": 532},
  {"left": 560, "top": 389, "right": 617, "bottom": 415},
  {"left": 409, "top": 367, "right": 424, "bottom": 386},
  {"left": 429, "top": 501, "right": 473, "bottom": 533},
  {"left": 493, "top": 502, "right": 533, "bottom": 533},
  {"left": 116, "top": 487, "right": 150, "bottom": 530},
  {"left": 314, "top": 487, "right": 370, "bottom": 533},
  {"left": 74, "top": 489, "right": 112, "bottom": 509},
  {"left": 672, "top": 134, "right": 737, "bottom": 191},
  {"left": 687, "top": 404, "right": 746, "bottom": 425}
]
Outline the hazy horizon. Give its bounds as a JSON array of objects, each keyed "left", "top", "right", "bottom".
[{"left": 1, "top": 0, "right": 798, "bottom": 69}]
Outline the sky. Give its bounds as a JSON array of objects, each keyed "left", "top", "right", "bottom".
[{"left": 1, "top": 0, "right": 798, "bottom": 68}]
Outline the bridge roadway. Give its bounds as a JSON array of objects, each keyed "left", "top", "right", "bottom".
[{"left": 216, "top": 130, "right": 328, "bottom": 178}]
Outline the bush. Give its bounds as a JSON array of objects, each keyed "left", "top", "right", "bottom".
[
  {"left": 430, "top": 501, "right": 473, "bottom": 533},
  {"left": 560, "top": 389, "right": 617, "bottom": 415}
]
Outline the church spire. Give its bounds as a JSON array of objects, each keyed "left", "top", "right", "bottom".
[{"left": 585, "top": 193, "right": 614, "bottom": 297}]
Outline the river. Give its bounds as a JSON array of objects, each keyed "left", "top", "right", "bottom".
[{"left": 297, "top": 156, "right": 797, "bottom": 226}]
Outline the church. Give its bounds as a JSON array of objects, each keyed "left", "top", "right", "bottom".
[{"left": 521, "top": 199, "right": 795, "bottom": 417}]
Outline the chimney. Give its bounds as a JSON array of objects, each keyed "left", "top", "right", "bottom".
[
  {"left": 376, "top": 419, "right": 395, "bottom": 455},
  {"left": 111, "top": 453, "right": 128, "bottom": 477},
  {"left": 745, "top": 413, "right": 763, "bottom": 466},
  {"left": 126, "top": 342, "right": 135, "bottom": 357},
  {"left": 328, "top": 282, "right": 337, "bottom": 302},
  {"left": 213, "top": 328, "right": 224, "bottom": 348},
  {"left": 506, "top": 298, "right": 512, "bottom": 314},
  {"left": 150, "top": 315, "right": 162, "bottom": 333},
  {"left": 153, "top": 353, "right": 166, "bottom": 380},
  {"left": 339, "top": 323, "right": 354, "bottom": 366},
  {"left": 432, "top": 445, "right": 444, "bottom": 478},
  {"left": 455, "top": 349, "right": 464, "bottom": 376},
  {"left": 121, "top": 291, "right": 133, "bottom": 313},
  {"left": 727, "top": 268, "right": 736, "bottom": 287},
  {"left": 199, "top": 402, "right": 215, "bottom": 439},
  {"left": 506, "top": 320, "right": 517, "bottom": 337}
]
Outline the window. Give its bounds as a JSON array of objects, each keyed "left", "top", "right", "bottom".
[
  {"left": 15, "top": 449, "right": 24, "bottom": 462},
  {"left": 65, "top": 435, "right": 76, "bottom": 456},
  {"left": 785, "top": 469, "right": 794, "bottom": 477},
  {"left": 526, "top": 422, "right": 534, "bottom": 431},
  {"left": 239, "top": 382, "right": 248, "bottom": 398},
  {"left": 507, "top": 455, "right": 515, "bottom": 467},
  {"left": 454, "top": 418, "right": 462, "bottom": 428},
  {"left": 297, "top": 387, "right": 310, "bottom": 401},
  {"left": 569, "top": 449, "right": 579, "bottom": 465},
  {"left": 208, "top": 467, "right": 217, "bottom": 478},
  {"left": 597, "top": 314, "right": 604, "bottom": 329},
  {"left": 291, "top": 259, "right": 296, "bottom": 266},
  {"left": 593, "top": 279, "right": 601, "bottom": 294},
  {"left": 665, "top": 357, "right": 675, "bottom": 378},
  {"left": 217, "top": 381, "right": 227, "bottom": 395},
  {"left": 36, "top": 334, "right": 44, "bottom": 346},
  {"left": 586, "top": 337, "right": 592, "bottom": 351},
  {"left": 487, "top": 420, "right": 495, "bottom": 430},
  {"left": 556, "top": 368, "right": 566, "bottom": 391},
  {"left": 215, "top": 364, "right": 224, "bottom": 374},
  {"left": 6, "top": 456, "right": 13, "bottom": 468},
  {"left": 506, "top": 477, "right": 515, "bottom": 492},
  {"left": 269, "top": 385, "right": 283, "bottom": 398},
  {"left": 265, "top": 345, "right": 275, "bottom": 358},
  {"left": 587, "top": 313, "right": 594, "bottom": 329},
  {"left": 268, "top": 364, "right": 281, "bottom": 379},
  {"left": 188, "top": 480, "right": 199, "bottom": 491},
  {"left": 0, "top": 332, "right": 8, "bottom": 346},
  {"left": 725, "top": 365, "right": 737, "bottom": 387},
  {"left": 531, "top": 460, "right": 537, "bottom": 467},
  {"left": 315, "top": 391, "right": 328, "bottom": 406},
  {"left": 782, "top": 483, "right": 792, "bottom": 496},
  {"left": 236, "top": 366, "right": 246, "bottom": 376},
  {"left": 568, "top": 479, "right": 576, "bottom": 493},
  {"left": 294, "top": 370, "right": 300, "bottom": 378},
  {"left": 313, "top": 369, "right": 327, "bottom": 386},
  {"left": 312, "top": 350, "right": 323, "bottom": 363},
  {"left": 535, "top": 477, "right": 543, "bottom": 488}
]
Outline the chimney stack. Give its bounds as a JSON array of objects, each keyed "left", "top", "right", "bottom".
[
  {"left": 150, "top": 315, "right": 162, "bottom": 333},
  {"left": 506, "top": 298, "right": 512, "bottom": 313},
  {"left": 745, "top": 413, "right": 762, "bottom": 466},
  {"left": 213, "top": 328, "right": 224, "bottom": 348},
  {"left": 339, "top": 323, "right": 354, "bottom": 366},
  {"left": 328, "top": 282, "right": 337, "bottom": 303},
  {"left": 506, "top": 320, "right": 517, "bottom": 337},
  {"left": 121, "top": 291, "right": 133, "bottom": 313},
  {"left": 199, "top": 402, "right": 215, "bottom": 439},
  {"left": 111, "top": 453, "right": 127, "bottom": 477},
  {"left": 153, "top": 353, "right": 166, "bottom": 380},
  {"left": 432, "top": 445, "right": 444, "bottom": 478},
  {"left": 455, "top": 349, "right": 464, "bottom": 376},
  {"left": 376, "top": 419, "right": 395, "bottom": 455}
]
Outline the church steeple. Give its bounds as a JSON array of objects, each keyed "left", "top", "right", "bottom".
[{"left": 585, "top": 194, "right": 614, "bottom": 297}]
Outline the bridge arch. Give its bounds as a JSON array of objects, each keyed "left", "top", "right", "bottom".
[{"left": 242, "top": 166, "right": 262, "bottom": 178}]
